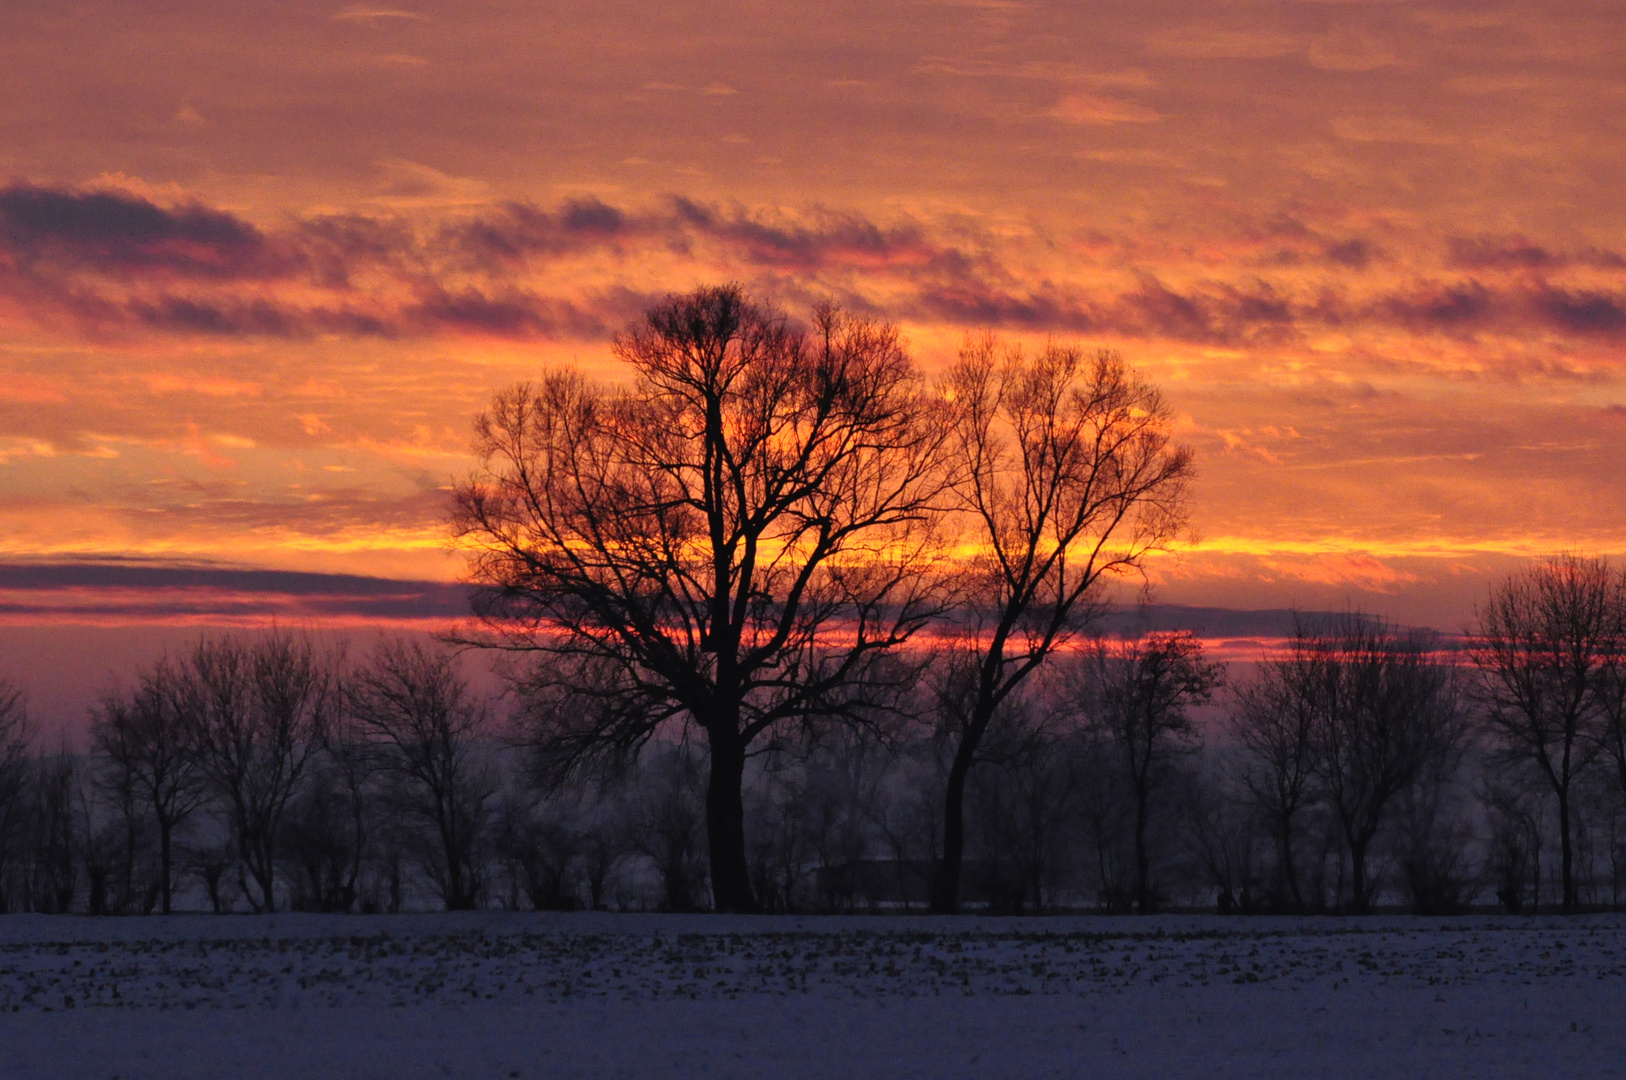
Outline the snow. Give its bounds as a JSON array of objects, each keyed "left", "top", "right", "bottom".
[{"left": 1, "top": 913, "right": 1623, "bottom": 1078}]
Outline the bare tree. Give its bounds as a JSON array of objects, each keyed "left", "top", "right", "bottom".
[
  {"left": 192, "top": 842, "right": 238, "bottom": 914},
  {"left": 744, "top": 761, "right": 809, "bottom": 913},
  {"left": 1592, "top": 564, "right": 1626, "bottom": 823},
  {"left": 182, "top": 631, "right": 338, "bottom": 912},
  {"left": 1311, "top": 614, "right": 1462, "bottom": 913},
  {"left": 929, "top": 337, "right": 1193, "bottom": 912},
  {"left": 1073, "top": 631, "right": 1222, "bottom": 913},
  {"left": 24, "top": 749, "right": 78, "bottom": 913},
  {"left": 83, "top": 738, "right": 156, "bottom": 915},
  {"left": 0, "top": 679, "right": 30, "bottom": 912},
  {"left": 1180, "top": 749, "right": 1258, "bottom": 913},
  {"left": 794, "top": 725, "right": 901, "bottom": 912},
  {"left": 1392, "top": 750, "right": 1475, "bottom": 915},
  {"left": 624, "top": 742, "right": 709, "bottom": 911},
  {"left": 1233, "top": 616, "right": 1462, "bottom": 913},
  {"left": 1470, "top": 555, "right": 1619, "bottom": 912},
  {"left": 1596, "top": 776, "right": 1626, "bottom": 909},
  {"left": 578, "top": 811, "right": 626, "bottom": 912},
  {"left": 493, "top": 784, "right": 584, "bottom": 911},
  {"left": 454, "top": 285, "right": 946, "bottom": 912},
  {"left": 348, "top": 639, "right": 495, "bottom": 911},
  {"left": 1073, "top": 729, "right": 1136, "bottom": 910},
  {"left": 280, "top": 710, "right": 376, "bottom": 912},
  {"left": 1479, "top": 768, "right": 1546, "bottom": 912},
  {"left": 965, "top": 715, "right": 1086, "bottom": 912},
  {"left": 91, "top": 660, "right": 209, "bottom": 913},
  {"left": 1229, "top": 628, "right": 1324, "bottom": 911}
]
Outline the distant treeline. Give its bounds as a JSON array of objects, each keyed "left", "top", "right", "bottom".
[{"left": 2, "top": 551, "right": 1625, "bottom": 916}]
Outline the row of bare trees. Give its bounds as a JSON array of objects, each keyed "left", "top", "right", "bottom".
[
  {"left": 1232, "top": 615, "right": 1463, "bottom": 914},
  {"left": 3, "top": 561, "right": 1626, "bottom": 913},
  {"left": 0, "top": 634, "right": 495, "bottom": 915}
]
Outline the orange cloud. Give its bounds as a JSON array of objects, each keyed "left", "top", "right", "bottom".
[{"left": 1051, "top": 94, "right": 1161, "bottom": 125}]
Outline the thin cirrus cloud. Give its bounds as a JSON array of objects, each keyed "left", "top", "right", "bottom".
[
  {"left": 329, "top": 6, "right": 427, "bottom": 22},
  {"left": 1050, "top": 94, "right": 1162, "bottom": 125}
]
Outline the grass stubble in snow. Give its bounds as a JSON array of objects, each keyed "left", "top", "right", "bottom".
[{"left": 0, "top": 912, "right": 1622, "bottom": 1078}]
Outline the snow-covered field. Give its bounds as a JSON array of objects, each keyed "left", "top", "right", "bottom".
[{"left": 2, "top": 912, "right": 1622, "bottom": 1078}]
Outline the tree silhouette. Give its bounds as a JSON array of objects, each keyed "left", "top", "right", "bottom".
[
  {"left": 1470, "top": 555, "right": 1619, "bottom": 912},
  {"left": 0, "top": 680, "right": 31, "bottom": 914},
  {"left": 182, "top": 631, "right": 338, "bottom": 913},
  {"left": 1591, "top": 563, "right": 1626, "bottom": 820},
  {"left": 91, "top": 661, "right": 208, "bottom": 914},
  {"left": 927, "top": 336, "right": 1192, "bottom": 912},
  {"left": 1230, "top": 623, "right": 1329, "bottom": 912},
  {"left": 1309, "top": 614, "right": 1462, "bottom": 913},
  {"left": 1075, "top": 630, "right": 1222, "bottom": 913},
  {"left": 348, "top": 639, "right": 495, "bottom": 911},
  {"left": 454, "top": 285, "right": 946, "bottom": 912}
]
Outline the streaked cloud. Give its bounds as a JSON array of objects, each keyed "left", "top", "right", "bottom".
[
  {"left": 0, "top": 560, "right": 470, "bottom": 626},
  {"left": 331, "top": 6, "right": 427, "bottom": 22},
  {"left": 0, "top": 184, "right": 285, "bottom": 280},
  {"left": 1050, "top": 94, "right": 1161, "bottom": 125},
  {"left": 1146, "top": 27, "right": 1300, "bottom": 60},
  {"left": 1306, "top": 30, "right": 1402, "bottom": 74},
  {"left": 7, "top": 182, "right": 1625, "bottom": 353}
]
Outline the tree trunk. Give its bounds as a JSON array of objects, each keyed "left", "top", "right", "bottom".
[
  {"left": 705, "top": 731, "right": 756, "bottom": 913},
  {"left": 1558, "top": 786, "right": 1576, "bottom": 913},
  {"left": 1134, "top": 789, "right": 1152, "bottom": 914},
  {"left": 246, "top": 834, "right": 276, "bottom": 914},
  {"left": 345, "top": 785, "right": 366, "bottom": 913},
  {"left": 159, "top": 817, "right": 173, "bottom": 915},
  {"left": 1530, "top": 822, "right": 1542, "bottom": 913},
  {"left": 1277, "top": 816, "right": 1304, "bottom": 912},
  {"left": 121, "top": 807, "right": 137, "bottom": 914},
  {"left": 1349, "top": 835, "right": 1369, "bottom": 914},
  {"left": 439, "top": 802, "right": 475, "bottom": 911},
  {"left": 88, "top": 863, "right": 108, "bottom": 916},
  {"left": 930, "top": 743, "right": 975, "bottom": 914}
]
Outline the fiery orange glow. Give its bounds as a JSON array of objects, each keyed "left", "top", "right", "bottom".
[{"left": 1, "top": 1, "right": 1624, "bottom": 728}]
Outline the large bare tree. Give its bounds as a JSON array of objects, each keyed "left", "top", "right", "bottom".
[
  {"left": 928, "top": 336, "right": 1193, "bottom": 912},
  {"left": 1470, "top": 554, "right": 1619, "bottom": 912},
  {"left": 453, "top": 285, "right": 946, "bottom": 912}
]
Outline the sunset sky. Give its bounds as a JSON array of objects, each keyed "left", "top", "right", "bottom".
[{"left": 2, "top": 0, "right": 1624, "bottom": 727}]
